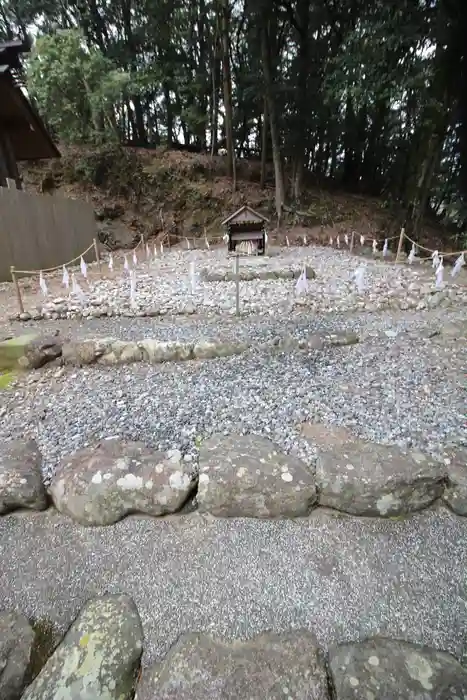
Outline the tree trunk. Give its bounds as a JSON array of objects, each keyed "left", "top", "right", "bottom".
[
  {"left": 210, "top": 38, "right": 220, "bottom": 155},
  {"left": 290, "top": 0, "right": 310, "bottom": 202},
  {"left": 261, "top": 19, "right": 285, "bottom": 227},
  {"left": 260, "top": 97, "right": 268, "bottom": 188},
  {"left": 220, "top": 0, "right": 236, "bottom": 191},
  {"left": 163, "top": 82, "right": 174, "bottom": 146}
]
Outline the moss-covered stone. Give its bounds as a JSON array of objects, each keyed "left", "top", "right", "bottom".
[
  {"left": 0, "top": 335, "right": 39, "bottom": 370},
  {"left": 22, "top": 595, "right": 143, "bottom": 700}
]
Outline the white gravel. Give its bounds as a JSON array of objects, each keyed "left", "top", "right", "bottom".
[
  {"left": 0, "top": 246, "right": 465, "bottom": 481},
  {"left": 0, "top": 306, "right": 465, "bottom": 482},
  {"left": 1, "top": 507, "right": 467, "bottom": 665}
]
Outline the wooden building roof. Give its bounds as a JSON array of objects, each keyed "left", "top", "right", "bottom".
[
  {"left": 221, "top": 205, "right": 269, "bottom": 227},
  {"left": 0, "top": 39, "right": 60, "bottom": 161}
]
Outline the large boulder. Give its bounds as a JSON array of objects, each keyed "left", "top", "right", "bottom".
[
  {"left": 315, "top": 437, "right": 444, "bottom": 516},
  {"left": 0, "top": 440, "right": 47, "bottom": 515},
  {"left": 443, "top": 449, "right": 467, "bottom": 515},
  {"left": 49, "top": 439, "right": 195, "bottom": 525},
  {"left": 135, "top": 631, "right": 329, "bottom": 700},
  {"left": 329, "top": 637, "right": 467, "bottom": 699},
  {"left": 197, "top": 434, "right": 317, "bottom": 517},
  {"left": 0, "top": 334, "right": 61, "bottom": 371},
  {"left": 22, "top": 594, "right": 143, "bottom": 700},
  {"left": 0, "top": 612, "right": 35, "bottom": 700}
]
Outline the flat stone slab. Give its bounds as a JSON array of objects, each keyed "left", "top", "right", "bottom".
[
  {"left": 22, "top": 594, "right": 143, "bottom": 700},
  {"left": 329, "top": 637, "right": 467, "bottom": 699},
  {"left": 443, "top": 450, "right": 467, "bottom": 515},
  {"left": 49, "top": 439, "right": 195, "bottom": 525},
  {"left": 0, "top": 440, "right": 47, "bottom": 515},
  {"left": 136, "top": 631, "right": 329, "bottom": 700},
  {"left": 316, "top": 437, "right": 445, "bottom": 516},
  {"left": 197, "top": 434, "right": 317, "bottom": 517},
  {"left": 0, "top": 611, "right": 35, "bottom": 700},
  {"left": 300, "top": 422, "right": 358, "bottom": 451}
]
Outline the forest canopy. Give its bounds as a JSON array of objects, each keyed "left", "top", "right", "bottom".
[{"left": 1, "top": 0, "right": 466, "bottom": 239}]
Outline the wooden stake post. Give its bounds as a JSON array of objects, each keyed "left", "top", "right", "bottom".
[
  {"left": 10, "top": 266, "right": 24, "bottom": 314},
  {"left": 93, "top": 237, "right": 101, "bottom": 273},
  {"left": 235, "top": 254, "right": 240, "bottom": 316},
  {"left": 395, "top": 227, "right": 405, "bottom": 263}
]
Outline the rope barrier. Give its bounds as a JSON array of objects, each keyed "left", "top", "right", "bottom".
[
  {"left": 403, "top": 232, "right": 466, "bottom": 258},
  {"left": 14, "top": 242, "right": 95, "bottom": 275}
]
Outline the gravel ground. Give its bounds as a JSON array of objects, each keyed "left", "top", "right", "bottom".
[
  {"left": 0, "top": 307, "right": 465, "bottom": 481},
  {"left": 5, "top": 244, "right": 466, "bottom": 322},
  {"left": 1, "top": 506, "right": 466, "bottom": 665}
]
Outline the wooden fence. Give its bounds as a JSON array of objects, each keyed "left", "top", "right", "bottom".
[{"left": 0, "top": 187, "right": 97, "bottom": 281}]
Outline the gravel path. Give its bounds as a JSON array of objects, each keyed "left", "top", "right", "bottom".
[
  {"left": 1, "top": 506, "right": 466, "bottom": 665},
  {"left": 0, "top": 308, "right": 465, "bottom": 481}
]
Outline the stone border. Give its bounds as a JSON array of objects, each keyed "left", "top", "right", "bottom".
[
  {"left": 0, "top": 330, "right": 359, "bottom": 371},
  {"left": 0, "top": 435, "right": 465, "bottom": 526},
  {"left": 200, "top": 264, "right": 316, "bottom": 283},
  {"left": 7, "top": 593, "right": 467, "bottom": 699}
]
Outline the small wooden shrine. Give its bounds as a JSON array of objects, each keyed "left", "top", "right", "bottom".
[{"left": 222, "top": 205, "right": 269, "bottom": 255}]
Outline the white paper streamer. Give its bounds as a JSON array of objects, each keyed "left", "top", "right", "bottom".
[
  {"left": 153, "top": 245, "right": 158, "bottom": 260},
  {"left": 62, "top": 265, "right": 69, "bottom": 289},
  {"left": 435, "top": 256, "right": 444, "bottom": 288},
  {"left": 129, "top": 269, "right": 137, "bottom": 306},
  {"left": 39, "top": 271, "right": 48, "bottom": 297},
  {"left": 186, "top": 238, "right": 191, "bottom": 250},
  {"left": 223, "top": 233, "right": 229, "bottom": 244},
  {"left": 146, "top": 243, "right": 150, "bottom": 260},
  {"left": 382, "top": 239, "right": 389, "bottom": 257},
  {"left": 189, "top": 261, "right": 197, "bottom": 294},
  {"left": 265, "top": 232, "right": 268, "bottom": 244},
  {"left": 132, "top": 250, "right": 138, "bottom": 267},
  {"left": 408, "top": 244, "right": 416, "bottom": 264},
  {"left": 160, "top": 242, "right": 164, "bottom": 256},
  {"left": 344, "top": 234, "right": 349, "bottom": 246},
  {"left": 80, "top": 256, "right": 87, "bottom": 278},
  {"left": 205, "top": 237, "right": 210, "bottom": 249},
  {"left": 372, "top": 239, "right": 378, "bottom": 254},
  {"left": 451, "top": 252, "right": 465, "bottom": 277},
  {"left": 431, "top": 250, "right": 440, "bottom": 269},
  {"left": 329, "top": 236, "right": 333, "bottom": 246},
  {"left": 303, "top": 235, "right": 307, "bottom": 245},
  {"left": 354, "top": 264, "right": 366, "bottom": 293},
  {"left": 295, "top": 267, "right": 308, "bottom": 296},
  {"left": 71, "top": 273, "right": 85, "bottom": 300},
  {"left": 108, "top": 254, "right": 114, "bottom": 271},
  {"left": 360, "top": 235, "right": 365, "bottom": 246},
  {"left": 286, "top": 236, "right": 290, "bottom": 247},
  {"left": 124, "top": 254, "right": 129, "bottom": 271},
  {"left": 336, "top": 235, "right": 340, "bottom": 248}
]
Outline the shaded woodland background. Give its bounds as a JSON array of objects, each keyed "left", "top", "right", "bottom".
[{"left": 1, "top": 0, "right": 467, "bottom": 245}]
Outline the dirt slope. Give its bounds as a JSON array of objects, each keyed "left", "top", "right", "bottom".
[{"left": 19, "top": 144, "right": 453, "bottom": 251}]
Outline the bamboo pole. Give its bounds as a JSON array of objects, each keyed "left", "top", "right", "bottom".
[
  {"left": 10, "top": 266, "right": 24, "bottom": 314},
  {"left": 395, "top": 227, "right": 405, "bottom": 263}
]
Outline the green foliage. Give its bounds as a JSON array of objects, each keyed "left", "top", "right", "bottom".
[
  {"left": 27, "top": 29, "right": 129, "bottom": 144},
  {"left": 1, "top": 0, "right": 465, "bottom": 236}
]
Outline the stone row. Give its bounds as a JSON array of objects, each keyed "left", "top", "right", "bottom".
[
  {"left": 200, "top": 264, "right": 316, "bottom": 282},
  {"left": 0, "top": 330, "right": 358, "bottom": 371},
  {"left": 3, "top": 594, "right": 467, "bottom": 699},
  {"left": 1, "top": 430, "right": 466, "bottom": 526}
]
